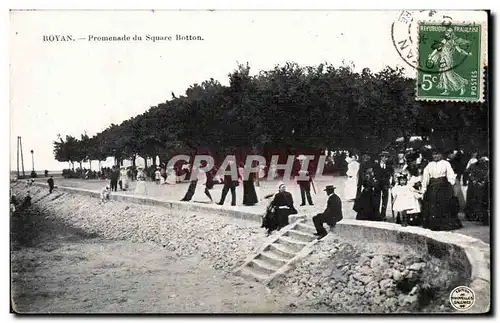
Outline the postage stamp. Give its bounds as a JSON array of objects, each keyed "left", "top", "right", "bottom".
[{"left": 416, "top": 21, "right": 487, "bottom": 102}]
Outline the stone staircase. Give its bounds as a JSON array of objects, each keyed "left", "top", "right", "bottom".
[{"left": 234, "top": 219, "right": 319, "bottom": 285}]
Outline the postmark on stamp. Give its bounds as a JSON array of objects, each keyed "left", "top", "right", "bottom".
[{"left": 416, "top": 21, "right": 486, "bottom": 102}]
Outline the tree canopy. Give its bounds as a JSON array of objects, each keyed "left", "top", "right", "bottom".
[{"left": 53, "top": 62, "right": 489, "bottom": 167}]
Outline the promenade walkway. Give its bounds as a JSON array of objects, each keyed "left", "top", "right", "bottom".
[{"left": 29, "top": 175, "right": 489, "bottom": 244}]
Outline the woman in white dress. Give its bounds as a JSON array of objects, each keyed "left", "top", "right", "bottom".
[
  {"left": 344, "top": 154, "right": 360, "bottom": 201},
  {"left": 255, "top": 164, "right": 267, "bottom": 201},
  {"left": 191, "top": 164, "right": 214, "bottom": 203},
  {"left": 165, "top": 166, "right": 177, "bottom": 184},
  {"left": 135, "top": 167, "right": 147, "bottom": 195},
  {"left": 421, "top": 150, "right": 463, "bottom": 231},
  {"left": 120, "top": 167, "right": 130, "bottom": 190}
]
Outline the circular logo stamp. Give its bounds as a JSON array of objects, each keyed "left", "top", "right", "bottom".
[
  {"left": 449, "top": 286, "right": 475, "bottom": 311},
  {"left": 391, "top": 10, "right": 457, "bottom": 73}
]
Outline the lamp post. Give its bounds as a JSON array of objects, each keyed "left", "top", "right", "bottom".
[{"left": 30, "top": 150, "right": 35, "bottom": 172}]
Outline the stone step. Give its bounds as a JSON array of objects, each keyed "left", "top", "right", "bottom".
[
  {"left": 295, "top": 222, "right": 317, "bottom": 234},
  {"left": 285, "top": 229, "right": 316, "bottom": 243},
  {"left": 238, "top": 266, "right": 270, "bottom": 283},
  {"left": 248, "top": 258, "right": 280, "bottom": 276},
  {"left": 266, "top": 243, "right": 297, "bottom": 259},
  {"left": 256, "top": 251, "right": 289, "bottom": 268},
  {"left": 276, "top": 236, "right": 309, "bottom": 252}
]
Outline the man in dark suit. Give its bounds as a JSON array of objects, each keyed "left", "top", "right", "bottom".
[
  {"left": 217, "top": 161, "right": 238, "bottom": 206},
  {"left": 110, "top": 166, "right": 119, "bottom": 192},
  {"left": 180, "top": 163, "right": 197, "bottom": 201},
  {"left": 47, "top": 176, "right": 55, "bottom": 194},
  {"left": 296, "top": 155, "right": 314, "bottom": 206},
  {"left": 374, "top": 151, "right": 395, "bottom": 221},
  {"left": 313, "top": 185, "right": 343, "bottom": 239}
]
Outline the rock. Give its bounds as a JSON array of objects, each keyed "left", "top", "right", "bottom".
[
  {"left": 393, "top": 270, "right": 402, "bottom": 281},
  {"left": 352, "top": 273, "right": 373, "bottom": 285},
  {"left": 382, "top": 268, "right": 393, "bottom": 279},
  {"left": 321, "top": 269, "right": 331, "bottom": 277},
  {"left": 379, "top": 279, "right": 394, "bottom": 290},
  {"left": 366, "top": 281, "right": 379, "bottom": 291},
  {"left": 409, "top": 262, "right": 426, "bottom": 271},
  {"left": 384, "top": 297, "right": 398, "bottom": 310},
  {"left": 373, "top": 295, "right": 385, "bottom": 305},
  {"left": 359, "top": 266, "right": 372, "bottom": 275},
  {"left": 370, "top": 255, "right": 386, "bottom": 269}
]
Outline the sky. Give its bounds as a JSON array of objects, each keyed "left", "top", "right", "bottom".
[{"left": 9, "top": 10, "right": 487, "bottom": 171}]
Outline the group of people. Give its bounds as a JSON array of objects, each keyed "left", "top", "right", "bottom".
[
  {"left": 179, "top": 160, "right": 267, "bottom": 206},
  {"left": 92, "top": 147, "right": 488, "bottom": 237},
  {"left": 349, "top": 148, "right": 490, "bottom": 231}
]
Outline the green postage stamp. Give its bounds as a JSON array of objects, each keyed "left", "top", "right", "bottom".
[{"left": 416, "top": 22, "right": 487, "bottom": 102}]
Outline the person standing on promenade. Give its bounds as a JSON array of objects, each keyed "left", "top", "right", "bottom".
[
  {"left": 217, "top": 160, "right": 238, "bottom": 206},
  {"left": 110, "top": 166, "right": 119, "bottom": 192},
  {"left": 296, "top": 155, "right": 314, "bottom": 206},
  {"left": 421, "top": 149, "right": 463, "bottom": 231},
  {"left": 374, "top": 151, "right": 395, "bottom": 221},
  {"left": 47, "top": 176, "right": 55, "bottom": 194}
]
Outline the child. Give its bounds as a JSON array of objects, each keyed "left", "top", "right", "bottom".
[
  {"left": 406, "top": 165, "right": 424, "bottom": 226},
  {"left": 154, "top": 168, "right": 161, "bottom": 185},
  {"left": 392, "top": 173, "right": 419, "bottom": 227},
  {"left": 100, "top": 185, "right": 110, "bottom": 204}
]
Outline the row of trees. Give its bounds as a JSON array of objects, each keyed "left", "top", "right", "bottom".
[{"left": 53, "top": 62, "right": 489, "bottom": 169}]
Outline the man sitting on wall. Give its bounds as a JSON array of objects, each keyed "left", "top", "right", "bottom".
[{"left": 312, "top": 185, "right": 343, "bottom": 240}]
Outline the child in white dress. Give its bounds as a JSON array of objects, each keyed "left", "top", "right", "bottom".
[{"left": 392, "top": 173, "right": 419, "bottom": 226}]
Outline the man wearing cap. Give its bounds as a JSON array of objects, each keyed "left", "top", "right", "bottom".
[
  {"left": 296, "top": 155, "right": 314, "bottom": 206},
  {"left": 312, "top": 185, "right": 343, "bottom": 239},
  {"left": 374, "top": 151, "right": 395, "bottom": 220}
]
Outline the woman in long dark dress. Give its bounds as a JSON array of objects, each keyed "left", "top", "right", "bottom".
[
  {"left": 261, "top": 183, "right": 297, "bottom": 235},
  {"left": 421, "top": 150, "right": 463, "bottom": 231},
  {"left": 242, "top": 171, "right": 258, "bottom": 206},
  {"left": 354, "top": 166, "right": 382, "bottom": 221},
  {"left": 465, "top": 157, "right": 489, "bottom": 225}
]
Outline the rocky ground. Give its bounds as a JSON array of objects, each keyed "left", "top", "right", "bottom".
[
  {"left": 271, "top": 235, "right": 470, "bottom": 313},
  {"left": 11, "top": 183, "right": 302, "bottom": 313},
  {"left": 10, "top": 182, "right": 472, "bottom": 313}
]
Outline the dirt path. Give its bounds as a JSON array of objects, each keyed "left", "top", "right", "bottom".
[{"left": 10, "top": 207, "right": 300, "bottom": 313}]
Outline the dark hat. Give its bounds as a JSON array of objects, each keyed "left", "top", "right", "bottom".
[
  {"left": 323, "top": 185, "right": 336, "bottom": 191},
  {"left": 380, "top": 151, "right": 390, "bottom": 156},
  {"left": 396, "top": 172, "right": 408, "bottom": 179}
]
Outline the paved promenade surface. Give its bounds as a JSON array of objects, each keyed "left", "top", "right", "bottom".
[{"left": 30, "top": 175, "right": 489, "bottom": 244}]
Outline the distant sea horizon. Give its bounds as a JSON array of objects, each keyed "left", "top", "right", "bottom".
[{"left": 10, "top": 170, "right": 62, "bottom": 175}]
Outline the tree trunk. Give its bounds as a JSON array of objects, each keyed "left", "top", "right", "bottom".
[
  {"left": 89, "top": 160, "right": 92, "bottom": 171},
  {"left": 144, "top": 157, "right": 148, "bottom": 168},
  {"left": 132, "top": 155, "right": 136, "bottom": 167}
]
